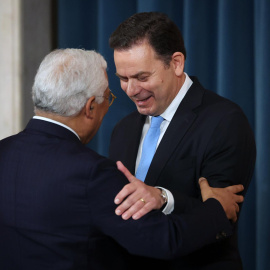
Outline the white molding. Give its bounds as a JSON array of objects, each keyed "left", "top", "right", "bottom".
[{"left": 0, "top": 0, "right": 22, "bottom": 139}]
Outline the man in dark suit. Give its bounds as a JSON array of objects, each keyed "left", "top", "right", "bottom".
[
  {"left": 109, "top": 12, "right": 256, "bottom": 269},
  {"left": 0, "top": 48, "right": 244, "bottom": 270}
]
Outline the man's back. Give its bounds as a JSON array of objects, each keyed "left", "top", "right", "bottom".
[
  {"left": 1, "top": 120, "right": 95, "bottom": 269},
  {"left": 0, "top": 119, "right": 135, "bottom": 269}
]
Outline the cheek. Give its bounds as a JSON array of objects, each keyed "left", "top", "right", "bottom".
[
  {"left": 145, "top": 81, "right": 162, "bottom": 96},
  {"left": 120, "top": 81, "right": 127, "bottom": 92}
]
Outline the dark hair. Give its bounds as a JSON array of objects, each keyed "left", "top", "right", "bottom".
[{"left": 109, "top": 12, "right": 186, "bottom": 66}]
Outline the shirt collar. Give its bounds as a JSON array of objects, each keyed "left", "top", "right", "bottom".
[
  {"left": 148, "top": 73, "right": 193, "bottom": 123},
  {"left": 33, "top": 116, "right": 81, "bottom": 140}
]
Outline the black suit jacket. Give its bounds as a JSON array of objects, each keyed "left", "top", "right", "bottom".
[
  {"left": 109, "top": 77, "right": 256, "bottom": 269},
  {"left": 0, "top": 118, "right": 232, "bottom": 270}
]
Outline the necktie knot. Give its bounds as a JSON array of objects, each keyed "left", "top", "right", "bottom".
[{"left": 150, "top": 116, "right": 164, "bottom": 128}]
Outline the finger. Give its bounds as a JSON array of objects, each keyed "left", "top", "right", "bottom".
[
  {"left": 121, "top": 200, "right": 147, "bottom": 220},
  {"left": 114, "top": 183, "right": 136, "bottom": 205},
  {"left": 198, "top": 177, "right": 209, "bottom": 187},
  {"left": 232, "top": 213, "right": 237, "bottom": 223},
  {"left": 234, "top": 194, "right": 244, "bottom": 203},
  {"left": 234, "top": 203, "right": 240, "bottom": 213},
  {"left": 116, "top": 161, "right": 136, "bottom": 183},
  {"left": 198, "top": 177, "right": 210, "bottom": 201},
  {"left": 132, "top": 204, "right": 152, "bottom": 220},
  {"left": 226, "top": 184, "right": 244, "bottom": 194},
  {"left": 115, "top": 190, "right": 141, "bottom": 215}
]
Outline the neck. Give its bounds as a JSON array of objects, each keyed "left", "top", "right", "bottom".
[
  {"left": 35, "top": 110, "right": 86, "bottom": 140},
  {"left": 166, "top": 72, "right": 186, "bottom": 111},
  {"left": 35, "top": 110, "right": 74, "bottom": 126},
  {"left": 177, "top": 72, "right": 186, "bottom": 94}
]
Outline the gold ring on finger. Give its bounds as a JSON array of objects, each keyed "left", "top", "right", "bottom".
[{"left": 140, "top": 198, "right": 146, "bottom": 204}]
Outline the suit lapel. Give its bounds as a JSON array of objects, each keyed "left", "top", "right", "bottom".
[
  {"left": 124, "top": 113, "right": 146, "bottom": 174},
  {"left": 145, "top": 77, "right": 205, "bottom": 186}
]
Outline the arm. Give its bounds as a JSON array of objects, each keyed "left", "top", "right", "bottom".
[
  {"left": 201, "top": 112, "right": 255, "bottom": 190},
  {"left": 115, "top": 109, "right": 255, "bottom": 218},
  {"left": 173, "top": 110, "right": 256, "bottom": 214},
  {"left": 115, "top": 161, "right": 243, "bottom": 222},
  {"left": 88, "top": 158, "right": 238, "bottom": 259}
]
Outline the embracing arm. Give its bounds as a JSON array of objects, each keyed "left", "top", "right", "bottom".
[
  {"left": 114, "top": 109, "right": 255, "bottom": 218},
  {"left": 115, "top": 161, "right": 243, "bottom": 222},
  {"left": 88, "top": 159, "right": 240, "bottom": 259}
]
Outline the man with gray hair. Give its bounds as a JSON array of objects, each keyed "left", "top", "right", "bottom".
[{"left": 0, "top": 48, "right": 243, "bottom": 270}]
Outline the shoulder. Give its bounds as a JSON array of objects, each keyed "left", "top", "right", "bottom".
[
  {"left": 114, "top": 110, "right": 143, "bottom": 128},
  {"left": 112, "top": 110, "right": 145, "bottom": 138},
  {"left": 189, "top": 77, "right": 246, "bottom": 118},
  {"left": 203, "top": 90, "right": 244, "bottom": 116},
  {"left": 0, "top": 131, "right": 26, "bottom": 153},
  {"left": 69, "top": 142, "right": 116, "bottom": 168}
]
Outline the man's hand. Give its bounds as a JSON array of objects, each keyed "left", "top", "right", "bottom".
[
  {"left": 199, "top": 177, "right": 244, "bottom": 222},
  {"left": 114, "top": 161, "right": 165, "bottom": 220}
]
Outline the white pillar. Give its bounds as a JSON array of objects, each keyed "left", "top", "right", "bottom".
[
  {"left": 0, "top": 0, "right": 22, "bottom": 139},
  {"left": 0, "top": 0, "right": 55, "bottom": 139}
]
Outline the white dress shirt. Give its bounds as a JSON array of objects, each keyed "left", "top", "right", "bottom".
[
  {"left": 33, "top": 116, "right": 81, "bottom": 140},
  {"left": 135, "top": 73, "right": 193, "bottom": 214}
]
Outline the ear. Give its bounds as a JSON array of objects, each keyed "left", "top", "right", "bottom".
[
  {"left": 85, "top": 96, "right": 96, "bottom": 119},
  {"left": 171, "top": 52, "right": 185, "bottom": 77}
]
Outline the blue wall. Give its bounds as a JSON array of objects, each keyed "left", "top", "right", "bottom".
[{"left": 57, "top": 1, "right": 270, "bottom": 269}]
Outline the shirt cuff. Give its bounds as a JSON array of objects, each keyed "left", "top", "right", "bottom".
[{"left": 155, "top": 186, "right": 174, "bottom": 214}]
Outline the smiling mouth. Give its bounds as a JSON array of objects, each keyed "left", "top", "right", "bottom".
[
  {"left": 140, "top": 96, "right": 150, "bottom": 101},
  {"left": 136, "top": 97, "right": 151, "bottom": 106},
  {"left": 135, "top": 95, "right": 152, "bottom": 104}
]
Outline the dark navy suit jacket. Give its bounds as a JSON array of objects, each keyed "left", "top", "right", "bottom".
[
  {"left": 0, "top": 118, "right": 232, "bottom": 270},
  {"left": 109, "top": 77, "right": 256, "bottom": 269}
]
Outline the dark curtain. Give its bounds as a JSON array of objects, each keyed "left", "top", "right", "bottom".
[{"left": 57, "top": 1, "right": 270, "bottom": 269}]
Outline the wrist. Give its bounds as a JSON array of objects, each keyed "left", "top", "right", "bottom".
[{"left": 157, "top": 188, "right": 168, "bottom": 205}]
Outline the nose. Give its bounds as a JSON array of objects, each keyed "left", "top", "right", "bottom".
[{"left": 126, "top": 79, "right": 140, "bottom": 97}]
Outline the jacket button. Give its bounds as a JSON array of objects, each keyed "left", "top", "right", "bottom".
[
  {"left": 221, "top": 231, "right": 227, "bottom": 237},
  {"left": 216, "top": 231, "right": 227, "bottom": 240}
]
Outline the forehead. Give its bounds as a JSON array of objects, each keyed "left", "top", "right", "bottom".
[{"left": 113, "top": 42, "right": 161, "bottom": 75}]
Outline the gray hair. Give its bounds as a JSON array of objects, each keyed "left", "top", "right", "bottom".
[{"left": 32, "top": 49, "right": 108, "bottom": 116}]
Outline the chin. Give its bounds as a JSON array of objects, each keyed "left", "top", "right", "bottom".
[
  {"left": 137, "top": 107, "right": 157, "bottom": 116},
  {"left": 137, "top": 109, "right": 150, "bottom": 116}
]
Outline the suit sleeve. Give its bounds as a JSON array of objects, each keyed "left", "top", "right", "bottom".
[
  {"left": 86, "top": 158, "right": 232, "bottom": 259},
  {"left": 202, "top": 111, "right": 256, "bottom": 189},
  {"left": 172, "top": 109, "right": 256, "bottom": 214}
]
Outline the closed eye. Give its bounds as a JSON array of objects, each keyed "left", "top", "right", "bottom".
[
  {"left": 137, "top": 76, "right": 149, "bottom": 82},
  {"left": 119, "top": 77, "right": 128, "bottom": 82},
  {"left": 115, "top": 73, "right": 128, "bottom": 82}
]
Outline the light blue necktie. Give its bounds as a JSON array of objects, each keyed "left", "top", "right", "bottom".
[{"left": 136, "top": 116, "right": 164, "bottom": 182}]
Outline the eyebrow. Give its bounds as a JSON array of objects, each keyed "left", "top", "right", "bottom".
[{"left": 115, "top": 71, "right": 152, "bottom": 79}]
